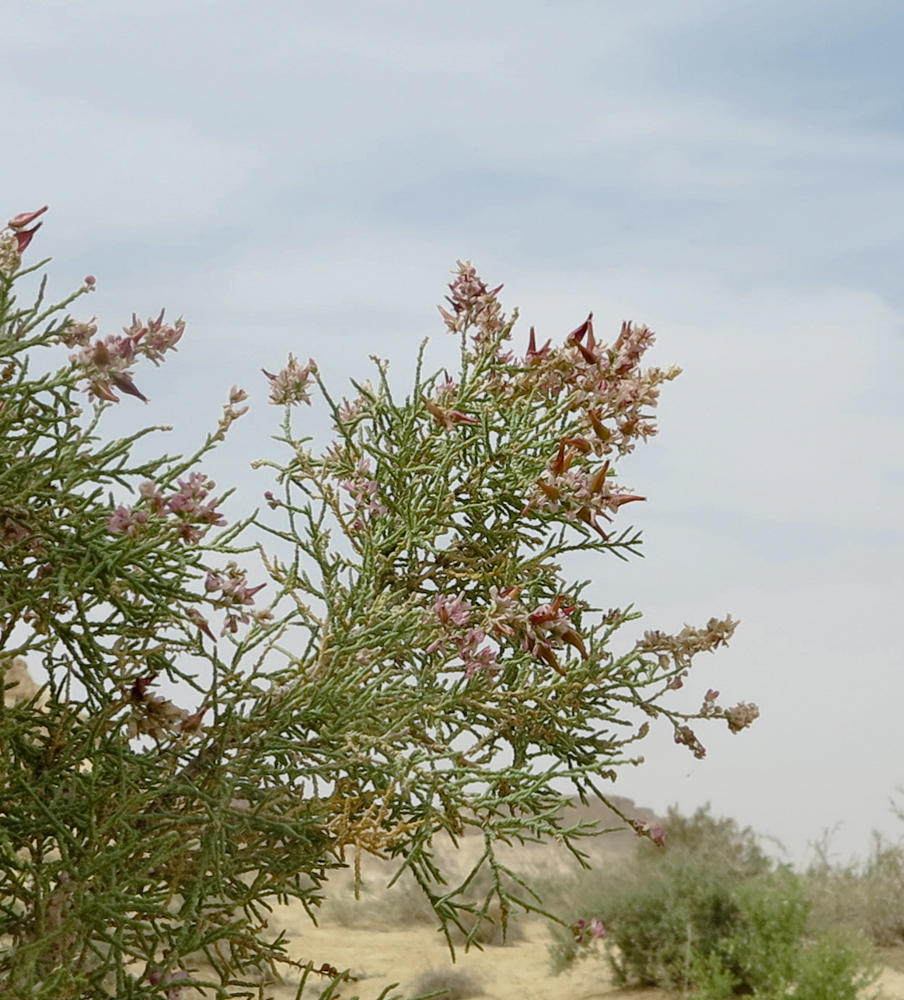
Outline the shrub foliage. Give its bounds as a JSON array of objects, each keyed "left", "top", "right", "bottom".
[
  {"left": 1, "top": 208, "right": 754, "bottom": 998},
  {"left": 551, "top": 805, "right": 879, "bottom": 999}
]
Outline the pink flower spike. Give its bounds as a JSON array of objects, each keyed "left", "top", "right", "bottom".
[
  {"left": 84, "top": 275, "right": 96, "bottom": 286},
  {"left": 7, "top": 205, "right": 48, "bottom": 230},
  {"left": 14, "top": 224, "right": 42, "bottom": 253}
]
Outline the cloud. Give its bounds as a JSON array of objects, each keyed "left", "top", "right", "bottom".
[{"left": 2, "top": 87, "right": 261, "bottom": 240}]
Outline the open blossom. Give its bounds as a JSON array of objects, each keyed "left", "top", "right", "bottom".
[
  {"left": 107, "top": 505, "right": 149, "bottom": 538},
  {"left": 58, "top": 318, "right": 98, "bottom": 348},
  {"left": 205, "top": 562, "right": 265, "bottom": 606},
  {"left": 70, "top": 310, "right": 183, "bottom": 403},
  {"left": 205, "top": 561, "right": 266, "bottom": 634},
  {"left": 430, "top": 592, "right": 472, "bottom": 628},
  {"left": 520, "top": 595, "right": 587, "bottom": 674},
  {"left": 455, "top": 627, "right": 499, "bottom": 679},
  {"left": 530, "top": 462, "right": 645, "bottom": 537},
  {"left": 139, "top": 479, "right": 166, "bottom": 510},
  {"left": 628, "top": 817, "right": 667, "bottom": 847},
  {"left": 166, "top": 473, "right": 226, "bottom": 542},
  {"left": 487, "top": 311, "right": 680, "bottom": 459},
  {"left": 573, "top": 917, "right": 607, "bottom": 943},
  {"left": 425, "top": 599, "right": 499, "bottom": 679},
  {"left": 486, "top": 585, "right": 525, "bottom": 637},
  {"left": 106, "top": 474, "right": 226, "bottom": 544},
  {"left": 340, "top": 457, "right": 387, "bottom": 524},
  {"left": 643, "top": 822, "right": 667, "bottom": 848},
  {"left": 120, "top": 310, "right": 184, "bottom": 366},
  {"left": 263, "top": 354, "right": 315, "bottom": 406}
]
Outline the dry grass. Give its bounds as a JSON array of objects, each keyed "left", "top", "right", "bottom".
[{"left": 407, "top": 967, "right": 485, "bottom": 1000}]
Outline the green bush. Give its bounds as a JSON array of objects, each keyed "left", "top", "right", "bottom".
[{"left": 550, "top": 805, "right": 879, "bottom": 998}]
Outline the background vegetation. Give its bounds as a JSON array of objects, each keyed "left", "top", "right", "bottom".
[{"left": 547, "top": 802, "right": 904, "bottom": 998}]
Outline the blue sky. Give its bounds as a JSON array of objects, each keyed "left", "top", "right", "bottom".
[{"left": 5, "top": 0, "right": 904, "bottom": 863}]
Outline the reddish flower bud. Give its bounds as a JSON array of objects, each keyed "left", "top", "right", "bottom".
[
  {"left": 90, "top": 381, "right": 120, "bottom": 403},
  {"left": 181, "top": 708, "right": 206, "bottom": 733},
  {"left": 111, "top": 371, "right": 149, "bottom": 403},
  {"left": 526, "top": 325, "right": 551, "bottom": 361},
  {"left": 566, "top": 313, "right": 593, "bottom": 344},
  {"left": 131, "top": 673, "right": 159, "bottom": 703},
  {"left": 14, "top": 224, "right": 42, "bottom": 253},
  {"left": 7, "top": 205, "right": 48, "bottom": 230}
]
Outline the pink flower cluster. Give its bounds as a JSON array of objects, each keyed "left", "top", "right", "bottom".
[
  {"left": 484, "top": 586, "right": 588, "bottom": 675},
  {"left": 340, "top": 458, "right": 387, "bottom": 529},
  {"left": 433, "top": 268, "right": 678, "bottom": 537},
  {"left": 512, "top": 316, "right": 679, "bottom": 459},
  {"left": 426, "top": 587, "right": 589, "bottom": 679},
  {"left": 572, "top": 917, "right": 607, "bottom": 943},
  {"left": 67, "top": 309, "right": 184, "bottom": 404},
  {"left": 263, "top": 354, "right": 315, "bottom": 407},
  {"left": 627, "top": 817, "right": 667, "bottom": 847},
  {"left": 106, "top": 474, "right": 226, "bottom": 544},
  {"left": 530, "top": 446, "right": 646, "bottom": 537},
  {"left": 438, "top": 260, "right": 508, "bottom": 352},
  {"left": 204, "top": 560, "right": 267, "bottom": 634},
  {"left": 426, "top": 593, "right": 499, "bottom": 679}
]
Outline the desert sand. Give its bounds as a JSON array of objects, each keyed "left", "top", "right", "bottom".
[{"left": 259, "top": 887, "right": 904, "bottom": 1000}]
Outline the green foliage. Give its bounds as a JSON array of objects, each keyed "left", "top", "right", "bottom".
[
  {"left": 549, "top": 805, "right": 879, "bottom": 998},
  {"left": 1, "top": 215, "right": 752, "bottom": 998}
]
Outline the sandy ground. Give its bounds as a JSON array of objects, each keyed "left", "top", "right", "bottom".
[
  {"left": 217, "top": 815, "right": 904, "bottom": 1000},
  {"left": 245, "top": 908, "right": 904, "bottom": 1000},
  {"left": 272, "top": 918, "right": 661, "bottom": 1000}
]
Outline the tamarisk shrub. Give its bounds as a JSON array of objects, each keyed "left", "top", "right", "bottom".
[{"left": 0, "top": 210, "right": 755, "bottom": 999}]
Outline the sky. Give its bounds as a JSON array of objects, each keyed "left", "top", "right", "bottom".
[{"left": 4, "top": 0, "right": 904, "bottom": 865}]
